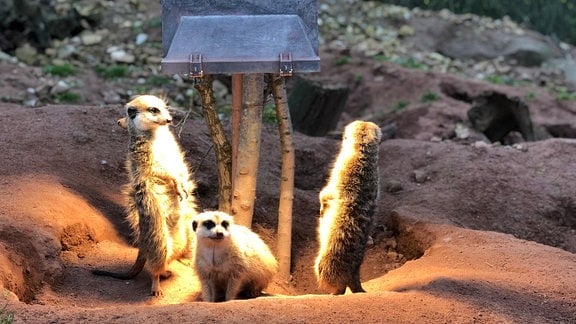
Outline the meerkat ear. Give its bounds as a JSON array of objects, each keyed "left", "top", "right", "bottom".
[
  {"left": 192, "top": 220, "right": 198, "bottom": 232},
  {"left": 127, "top": 107, "right": 138, "bottom": 119}
]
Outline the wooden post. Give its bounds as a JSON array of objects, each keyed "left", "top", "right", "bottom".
[
  {"left": 270, "top": 74, "right": 294, "bottom": 281},
  {"left": 194, "top": 75, "right": 233, "bottom": 212},
  {"left": 231, "top": 74, "right": 242, "bottom": 192},
  {"left": 231, "top": 74, "right": 263, "bottom": 228}
]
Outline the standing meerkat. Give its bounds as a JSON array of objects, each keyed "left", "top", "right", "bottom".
[
  {"left": 92, "top": 95, "right": 199, "bottom": 297},
  {"left": 314, "top": 120, "right": 382, "bottom": 295},
  {"left": 192, "top": 211, "right": 278, "bottom": 302}
]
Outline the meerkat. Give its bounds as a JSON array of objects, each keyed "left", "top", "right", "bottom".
[
  {"left": 92, "top": 95, "right": 199, "bottom": 297},
  {"left": 192, "top": 211, "right": 278, "bottom": 302},
  {"left": 314, "top": 120, "right": 382, "bottom": 295}
]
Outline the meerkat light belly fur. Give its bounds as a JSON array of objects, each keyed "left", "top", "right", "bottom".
[
  {"left": 91, "top": 95, "right": 199, "bottom": 297},
  {"left": 314, "top": 120, "right": 382, "bottom": 295},
  {"left": 192, "top": 211, "right": 278, "bottom": 302}
]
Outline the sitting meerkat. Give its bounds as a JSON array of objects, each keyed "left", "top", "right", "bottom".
[
  {"left": 314, "top": 120, "right": 382, "bottom": 295},
  {"left": 91, "top": 95, "right": 199, "bottom": 297},
  {"left": 192, "top": 211, "right": 278, "bottom": 302}
]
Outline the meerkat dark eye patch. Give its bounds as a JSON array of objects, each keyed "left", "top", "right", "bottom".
[
  {"left": 203, "top": 220, "right": 216, "bottom": 230},
  {"left": 192, "top": 220, "right": 198, "bottom": 231},
  {"left": 221, "top": 220, "right": 229, "bottom": 229},
  {"left": 127, "top": 107, "right": 138, "bottom": 119},
  {"left": 148, "top": 107, "right": 160, "bottom": 114}
]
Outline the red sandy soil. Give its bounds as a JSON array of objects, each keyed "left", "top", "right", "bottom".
[
  {"left": 1, "top": 87, "right": 576, "bottom": 322},
  {"left": 2, "top": 0, "right": 576, "bottom": 321}
]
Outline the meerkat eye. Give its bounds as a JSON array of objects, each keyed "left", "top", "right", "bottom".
[
  {"left": 127, "top": 107, "right": 138, "bottom": 119},
  {"left": 203, "top": 220, "right": 215, "bottom": 229},
  {"left": 221, "top": 221, "right": 229, "bottom": 229},
  {"left": 148, "top": 107, "right": 160, "bottom": 114}
]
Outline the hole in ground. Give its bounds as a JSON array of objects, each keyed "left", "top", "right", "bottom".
[
  {"left": 288, "top": 211, "right": 429, "bottom": 296},
  {"left": 5, "top": 211, "right": 432, "bottom": 305},
  {"left": 0, "top": 226, "right": 61, "bottom": 303}
]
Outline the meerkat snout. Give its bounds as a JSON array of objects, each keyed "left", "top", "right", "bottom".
[
  {"left": 117, "top": 118, "right": 127, "bottom": 128},
  {"left": 193, "top": 218, "right": 230, "bottom": 241}
]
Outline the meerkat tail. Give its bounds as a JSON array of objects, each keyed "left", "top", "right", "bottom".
[{"left": 91, "top": 249, "right": 146, "bottom": 279}]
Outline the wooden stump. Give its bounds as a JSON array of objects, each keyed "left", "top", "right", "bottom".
[{"left": 288, "top": 76, "right": 349, "bottom": 137}]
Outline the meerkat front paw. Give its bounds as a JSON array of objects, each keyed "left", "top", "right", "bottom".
[{"left": 170, "top": 179, "right": 189, "bottom": 201}]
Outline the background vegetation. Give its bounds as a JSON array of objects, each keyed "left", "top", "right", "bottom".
[{"left": 379, "top": 0, "right": 576, "bottom": 46}]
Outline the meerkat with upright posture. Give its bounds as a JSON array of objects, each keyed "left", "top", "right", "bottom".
[
  {"left": 314, "top": 120, "right": 382, "bottom": 295},
  {"left": 92, "top": 95, "right": 199, "bottom": 297},
  {"left": 192, "top": 211, "right": 278, "bottom": 302}
]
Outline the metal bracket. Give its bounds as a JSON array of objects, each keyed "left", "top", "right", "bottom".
[
  {"left": 189, "top": 53, "right": 204, "bottom": 78},
  {"left": 279, "top": 52, "right": 293, "bottom": 77}
]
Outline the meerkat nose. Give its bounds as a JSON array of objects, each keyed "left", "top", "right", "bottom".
[
  {"left": 216, "top": 232, "right": 224, "bottom": 239},
  {"left": 166, "top": 118, "right": 172, "bottom": 124}
]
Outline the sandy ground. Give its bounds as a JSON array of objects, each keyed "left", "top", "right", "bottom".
[
  {"left": 2, "top": 0, "right": 576, "bottom": 322},
  {"left": 1, "top": 94, "right": 575, "bottom": 322}
]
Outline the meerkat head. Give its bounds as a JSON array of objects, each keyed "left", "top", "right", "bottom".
[
  {"left": 124, "top": 95, "right": 172, "bottom": 132},
  {"left": 343, "top": 121, "right": 382, "bottom": 147},
  {"left": 192, "top": 211, "right": 233, "bottom": 244}
]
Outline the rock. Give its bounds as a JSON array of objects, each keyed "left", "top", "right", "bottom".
[
  {"left": 34, "top": 83, "right": 51, "bottom": 100},
  {"left": 454, "top": 123, "right": 471, "bottom": 139},
  {"left": 473, "top": 141, "right": 491, "bottom": 149},
  {"left": 512, "top": 143, "right": 528, "bottom": 152},
  {"left": 23, "top": 87, "right": 39, "bottom": 107},
  {"left": 56, "top": 44, "right": 77, "bottom": 59},
  {"left": 0, "top": 50, "right": 16, "bottom": 63},
  {"left": 71, "top": 130, "right": 91, "bottom": 144},
  {"left": 558, "top": 56, "right": 576, "bottom": 86},
  {"left": 380, "top": 123, "right": 397, "bottom": 141},
  {"left": 102, "top": 90, "right": 121, "bottom": 104},
  {"left": 109, "top": 49, "right": 135, "bottom": 63},
  {"left": 135, "top": 33, "right": 148, "bottom": 45},
  {"left": 408, "top": 15, "right": 561, "bottom": 67},
  {"left": 14, "top": 43, "right": 38, "bottom": 65},
  {"left": 384, "top": 180, "right": 404, "bottom": 193},
  {"left": 145, "top": 56, "right": 163, "bottom": 64},
  {"left": 398, "top": 25, "right": 415, "bottom": 37},
  {"left": 50, "top": 80, "right": 72, "bottom": 95},
  {"left": 413, "top": 169, "right": 429, "bottom": 183},
  {"left": 80, "top": 31, "right": 103, "bottom": 46},
  {"left": 505, "top": 35, "right": 558, "bottom": 66}
]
